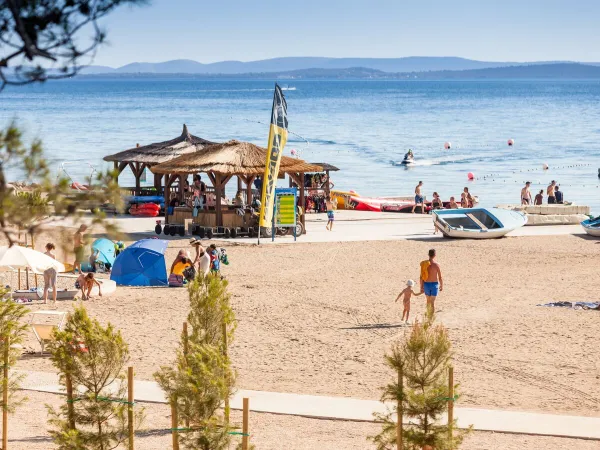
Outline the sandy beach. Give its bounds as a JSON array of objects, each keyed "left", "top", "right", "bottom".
[{"left": 4, "top": 229, "right": 600, "bottom": 448}]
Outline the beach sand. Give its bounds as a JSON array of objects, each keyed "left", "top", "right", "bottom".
[{"left": 7, "top": 232, "right": 600, "bottom": 448}]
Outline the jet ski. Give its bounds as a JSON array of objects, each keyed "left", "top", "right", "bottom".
[{"left": 400, "top": 150, "right": 415, "bottom": 166}]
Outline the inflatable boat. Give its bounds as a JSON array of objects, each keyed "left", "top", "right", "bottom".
[
  {"left": 433, "top": 208, "right": 527, "bottom": 239},
  {"left": 581, "top": 216, "right": 600, "bottom": 237},
  {"left": 350, "top": 196, "right": 416, "bottom": 212}
]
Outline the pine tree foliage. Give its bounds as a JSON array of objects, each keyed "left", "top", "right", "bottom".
[
  {"left": 155, "top": 274, "right": 237, "bottom": 450},
  {"left": 0, "top": 122, "right": 123, "bottom": 246},
  {"left": 0, "top": 296, "right": 29, "bottom": 413},
  {"left": 370, "top": 317, "right": 470, "bottom": 450},
  {"left": 47, "top": 305, "right": 144, "bottom": 450}
]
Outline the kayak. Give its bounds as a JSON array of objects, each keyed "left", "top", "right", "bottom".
[{"left": 129, "top": 203, "right": 160, "bottom": 217}]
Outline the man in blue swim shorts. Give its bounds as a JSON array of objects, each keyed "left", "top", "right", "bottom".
[
  {"left": 420, "top": 248, "right": 443, "bottom": 314},
  {"left": 411, "top": 181, "right": 425, "bottom": 214}
]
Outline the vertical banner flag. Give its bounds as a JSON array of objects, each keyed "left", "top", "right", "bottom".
[{"left": 259, "top": 84, "right": 289, "bottom": 227}]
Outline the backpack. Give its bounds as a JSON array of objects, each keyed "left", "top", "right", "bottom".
[{"left": 183, "top": 265, "right": 196, "bottom": 282}]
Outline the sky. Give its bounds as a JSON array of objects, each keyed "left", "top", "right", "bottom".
[{"left": 92, "top": 0, "right": 600, "bottom": 67}]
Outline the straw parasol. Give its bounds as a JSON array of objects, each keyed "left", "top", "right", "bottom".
[
  {"left": 103, "top": 124, "right": 217, "bottom": 192},
  {"left": 150, "top": 140, "right": 322, "bottom": 175}
]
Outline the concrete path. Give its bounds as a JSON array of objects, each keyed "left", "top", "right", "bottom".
[{"left": 18, "top": 370, "right": 600, "bottom": 440}]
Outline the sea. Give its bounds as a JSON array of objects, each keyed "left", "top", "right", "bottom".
[{"left": 1, "top": 78, "right": 599, "bottom": 214}]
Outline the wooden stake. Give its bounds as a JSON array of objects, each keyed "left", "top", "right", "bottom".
[
  {"left": 396, "top": 366, "right": 403, "bottom": 450},
  {"left": 24, "top": 235, "right": 29, "bottom": 290},
  {"left": 222, "top": 322, "right": 229, "bottom": 423},
  {"left": 182, "top": 322, "right": 189, "bottom": 428},
  {"left": 128, "top": 367, "right": 134, "bottom": 450},
  {"left": 171, "top": 399, "right": 180, "bottom": 450},
  {"left": 31, "top": 234, "right": 38, "bottom": 288},
  {"left": 17, "top": 229, "right": 21, "bottom": 291},
  {"left": 448, "top": 366, "right": 454, "bottom": 448},
  {"left": 242, "top": 397, "right": 249, "bottom": 450},
  {"left": 2, "top": 336, "right": 8, "bottom": 450},
  {"left": 65, "top": 373, "right": 75, "bottom": 430}
]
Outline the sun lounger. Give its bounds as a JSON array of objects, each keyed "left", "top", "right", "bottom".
[{"left": 29, "top": 310, "right": 66, "bottom": 354}]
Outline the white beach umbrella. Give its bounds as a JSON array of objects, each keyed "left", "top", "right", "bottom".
[{"left": 0, "top": 245, "right": 65, "bottom": 274}]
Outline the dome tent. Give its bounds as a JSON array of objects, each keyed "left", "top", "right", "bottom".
[{"left": 110, "top": 239, "right": 168, "bottom": 287}]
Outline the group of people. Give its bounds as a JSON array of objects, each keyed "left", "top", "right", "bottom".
[
  {"left": 168, "top": 239, "right": 224, "bottom": 286},
  {"left": 521, "top": 180, "right": 565, "bottom": 206},
  {"left": 412, "top": 181, "right": 476, "bottom": 213},
  {"left": 395, "top": 249, "right": 443, "bottom": 324}
]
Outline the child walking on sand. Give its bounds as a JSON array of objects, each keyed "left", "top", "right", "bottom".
[{"left": 395, "top": 280, "right": 422, "bottom": 324}]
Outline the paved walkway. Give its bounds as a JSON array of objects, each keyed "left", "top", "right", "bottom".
[{"left": 18, "top": 370, "right": 600, "bottom": 440}]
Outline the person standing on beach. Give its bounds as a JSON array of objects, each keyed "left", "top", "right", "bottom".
[
  {"left": 555, "top": 185, "right": 564, "bottom": 204},
  {"left": 534, "top": 190, "right": 544, "bottom": 205},
  {"left": 73, "top": 224, "right": 87, "bottom": 274},
  {"left": 521, "top": 182, "right": 532, "bottom": 205},
  {"left": 420, "top": 249, "right": 443, "bottom": 314},
  {"left": 43, "top": 243, "right": 58, "bottom": 304},
  {"left": 547, "top": 180, "right": 557, "bottom": 204},
  {"left": 411, "top": 181, "right": 425, "bottom": 213},
  {"left": 448, "top": 196, "right": 459, "bottom": 209},
  {"left": 325, "top": 195, "right": 335, "bottom": 231},
  {"left": 461, "top": 187, "right": 474, "bottom": 208}
]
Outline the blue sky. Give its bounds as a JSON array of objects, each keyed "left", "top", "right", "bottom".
[{"left": 94, "top": 0, "right": 600, "bottom": 66}]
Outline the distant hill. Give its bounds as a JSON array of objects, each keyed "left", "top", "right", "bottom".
[
  {"left": 82, "top": 56, "right": 600, "bottom": 75},
  {"left": 80, "top": 63, "right": 600, "bottom": 80}
]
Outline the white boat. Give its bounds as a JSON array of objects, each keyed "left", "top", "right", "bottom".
[
  {"left": 433, "top": 208, "right": 527, "bottom": 239},
  {"left": 581, "top": 216, "right": 600, "bottom": 237}
]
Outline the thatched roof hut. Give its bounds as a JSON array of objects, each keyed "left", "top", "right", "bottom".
[
  {"left": 151, "top": 140, "right": 322, "bottom": 228},
  {"left": 103, "top": 124, "right": 216, "bottom": 192},
  {"left": 150, "top": 140, "right": 322, "bottom": 175},
  {"left": 104, "top": 124, "right": 215, "bottom": 165}
]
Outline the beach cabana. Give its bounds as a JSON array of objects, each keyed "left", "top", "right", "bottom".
[
  {"left": 103, "top": 124, "right": 216, "bottom": 195},
  {"left": 151, "top": 140, "right": 322, "bottom": 231}
]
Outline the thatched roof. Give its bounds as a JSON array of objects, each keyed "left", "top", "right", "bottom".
[
  {"left": 151, "top": 140, "right": 322, "bottom": 175},
  {"left": 310, "top": 162, "right": 340, "bottom": 172},
  {"left": 103, "top": 124, "right": 216, "bottom": 165}
]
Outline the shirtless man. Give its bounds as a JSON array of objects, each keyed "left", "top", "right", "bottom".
[
  {"left": 411, "top": 181, "right": 425, "bottom": 214},
  {"left": 521, "top": 182, "right": 532, "bottom": 205},
  {"left": 547, "top": 180, "right": 557, "bottom": 204},
  {"left": 422, "top": 249, "right": 443, "bottom": 314}
]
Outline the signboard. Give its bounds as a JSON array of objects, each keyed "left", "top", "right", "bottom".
[{"left": 273, "top": 188, "right": 297, "bottom": 241}]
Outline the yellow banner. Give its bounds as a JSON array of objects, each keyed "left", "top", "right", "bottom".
[{"left": 259, "top": 85, "right": 288, "bottom": 227}]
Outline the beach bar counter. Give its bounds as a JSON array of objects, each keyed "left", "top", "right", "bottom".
[{"left": 150, "top": 139, "right": 323, "bottom": 237}]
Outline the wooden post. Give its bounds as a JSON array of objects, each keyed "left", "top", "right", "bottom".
[
  {"left": 396, "top": 366, "right": 403, "bottom": 450},
  {"left": 448, "top": 366, "right": 454, "bottom": 448},
  {"left": 171, "top": 399, "right": 180, "bottom": 450},
  {"left": 222, "top": 322, "right": 229, "bottom": 423},
  {"left": 2, "top": 336, "right": 8, "bottom": 450},
  {"left": 242, "top": 397, "right": 249, "bottom": 450},
  {"left": 128, "top": 367, "right": 134, "bottom": 450},
  {"left": 17, "top": 229, "right": 21, "bottom": 290},
  {"left": 299, "top": 173, "right": 306, "bottom": 234},
  {"left": 65, "top": 373, "right": 76, "bottom": 430},
  {"left": 182, "top": 322, "right": 189, "bottom": 428},
  {"left": 31, "top": 234, "right": 38, "bottom": 288},
  {"left": 24, "top": 234, "right": 29, "bottom": 290}
]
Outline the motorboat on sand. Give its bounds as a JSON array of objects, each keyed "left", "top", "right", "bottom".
[
  {"left": 433, "top": 208, "right": 527, "bottom": 239},
  {"left": 581, "top": 216, "right": 600, "bottom": 237}
]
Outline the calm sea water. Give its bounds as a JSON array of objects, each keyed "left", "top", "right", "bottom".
[{"left": 1, "top": 78, "right": 599, "bottom": 213}]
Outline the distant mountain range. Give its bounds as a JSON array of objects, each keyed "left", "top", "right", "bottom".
[
  {"left": 78, "top": 63, "right": 600, "bottom": 80},
  {"left": 80, "top": 56, "right": 600, "bottom": 75}
]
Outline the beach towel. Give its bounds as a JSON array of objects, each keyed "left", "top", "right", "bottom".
[
  {"left": 420, "top": 260, "right": 430, "bottom": 281},
  {"left": 538, "top": 301, "right": 600, "bottom": 310},
  {"left": 168, "top": 274, "right": 184, "bottom": 287}
]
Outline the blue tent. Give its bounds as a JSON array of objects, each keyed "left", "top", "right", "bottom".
[{"left": 110, "top": 239, "right": 168, "bottom": 287}]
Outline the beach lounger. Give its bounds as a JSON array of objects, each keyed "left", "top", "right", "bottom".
[{"left": 29, "top": 310, "right": 66, "bottom": 354}]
